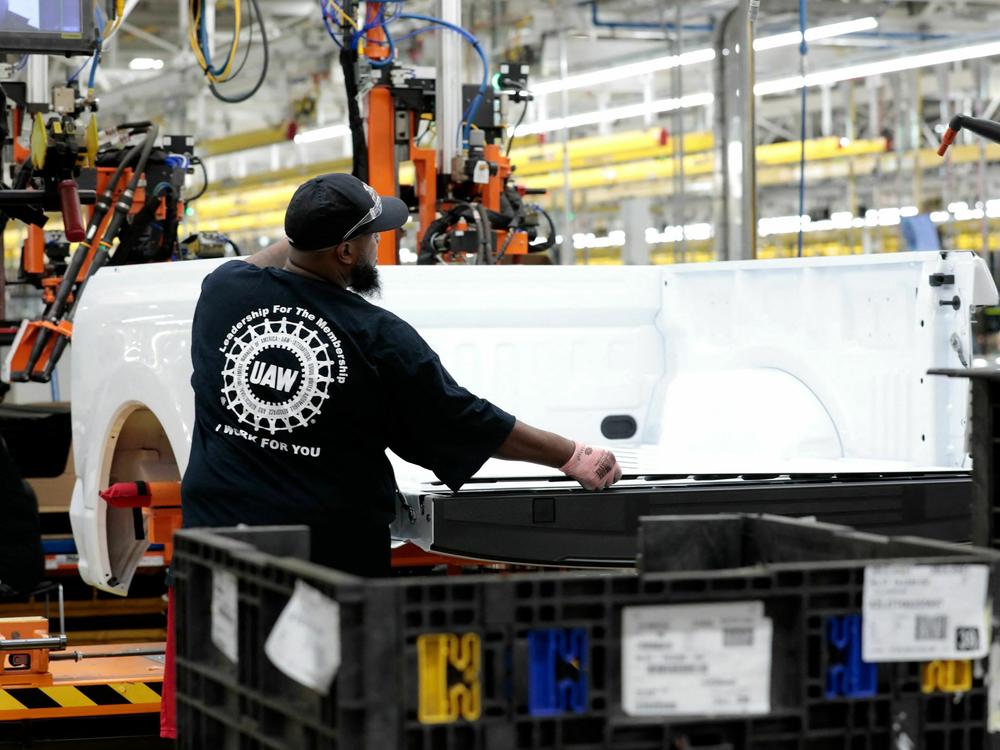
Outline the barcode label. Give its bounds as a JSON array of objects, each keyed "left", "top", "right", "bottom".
[
  {"left": 915, "top": 615, "right": 947, "bottom": 641},
  {"left": 622, "top": 602, "right": 771, "bottom": 717},
  {"left": 723, "top": 627, "right": 754, "bottom": 647},
  {"left": 863, "top": 565, "right": 991, "bottom": 661}
]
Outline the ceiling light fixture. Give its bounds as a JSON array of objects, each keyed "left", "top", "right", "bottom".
[
  {"left": 755, "top": 38, "right": 1000, "bottom": 95},
  {"left": 515, "top": 92, "right": 714, "bottom": 136},
  {"left": 530, "top": 17, "right": 879, "bottom": 96},
  {"left": 293, "top": 124, "right": 352, "bottom": 144},
  {"left": 753, "top": 16, "right": 879, "bottom": 52}
]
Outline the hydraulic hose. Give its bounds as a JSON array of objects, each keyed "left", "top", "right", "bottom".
[
  {"left": 22, "top": 138, "right": 147, "bottom": 379},
  {"left": 38, "top": 126, "right": 160, "bottom": 381}
]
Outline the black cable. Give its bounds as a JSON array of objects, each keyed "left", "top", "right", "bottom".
[
  {"left": 415, "top": 116, "right": 431, "bottom": 145},
  {"left": 207, "top": 0, "right": 269, "bottom": 104},
  {"left": 342, "top": 45, "right": 368, "bottom": 181},
  {"left": 506, "top": 97, "right": 529, "bottom": 157},
  {"left": 186, "top": 156, "right": 208, "bottom": 202},
  {"left": 529, "top": 203, "right": 557, "bottom": 251},
  {"left": 472, "top": 203, "right": 493, "bottom": 264}
]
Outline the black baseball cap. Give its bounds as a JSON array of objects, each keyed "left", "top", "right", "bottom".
[{"left": 284, "top": 173, "right": 409, "bottom": 252}]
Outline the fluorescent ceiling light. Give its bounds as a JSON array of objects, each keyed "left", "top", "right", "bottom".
[
  {"left": 755, "top": 38, "right": 1000, "bottom": 95},
  {"left": 531, "top": 49, "right": 716, "bottom": 96},
  {"left": 293, "top": 124, "right": 351, "bottom": 144},
  {"left": 530, "top": 17, "right": 878, "bottom": 96},
  {"left": 753, "top": 17, "right": 879, "bottom": 52},
  {"left": 129, "top": 57, "right": 163, "bottom": 71},
  {"left": 515, "top": 92, "right": 713, "bottom": 136}
]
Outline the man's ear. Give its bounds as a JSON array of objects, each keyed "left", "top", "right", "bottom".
[{"left": 334, "top": 240, "right": 354, "bottom": 264}]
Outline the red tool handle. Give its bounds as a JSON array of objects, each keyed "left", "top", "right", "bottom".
[{"left": 58, "top": 179, "right": 85, "bottom": 242}]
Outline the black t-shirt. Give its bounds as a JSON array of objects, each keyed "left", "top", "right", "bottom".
[{"left": 181, "top": 260, "right": 515, "bottom": 529}]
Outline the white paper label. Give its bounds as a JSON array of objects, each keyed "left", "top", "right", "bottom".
[
  {"left": 472, "top": 160, "right": 490, "bottom": 184},
  {"left": 264, "top": 579, "right": 341, "bottom": 694},
  {"left": 863, "top": 564, "right": 990, "bottom": 662},
  {"left": 621, "top": 601, "right": 772, "bottom": 717},
  {"left": 211, "top": 570, "right": 239, "bottom": 663}
]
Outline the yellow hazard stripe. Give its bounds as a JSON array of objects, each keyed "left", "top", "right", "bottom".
[
  {"left": 0, "top": 691, "right": 25, "bottom": 711},
  {"left": 109, "top": 682, "right": 161, "bottom": 704},
  {"left": 40, "top": 686, "right": 96, "bottom": 707},
  {"left": 0, "top": 681, "right": 161, "bottom": 714}
]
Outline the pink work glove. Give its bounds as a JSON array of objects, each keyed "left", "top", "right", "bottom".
[{"left": 560, "top": 441, "right": 623, "bottom": 490}]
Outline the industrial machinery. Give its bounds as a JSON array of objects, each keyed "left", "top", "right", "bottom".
[
  {"left": 325, "top": 1, "right": 556, "bottom": 265},
  {"left": 0, "top": 1, "right": 203, "bottom": 385},
  {"left": 5, "top": 122, "right": 200, "bottom": 383}
]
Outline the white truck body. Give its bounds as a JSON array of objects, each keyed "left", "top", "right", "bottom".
[{"left": 58, "top": 251, "right": 997, "bottom": 594}]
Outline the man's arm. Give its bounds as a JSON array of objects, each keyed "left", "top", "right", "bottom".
[
  {"left": 244, "top": 238, "right": 290, "bottom": 268},
  {"left": 495, "top": 420, "right": 574, "bottom": 467},
  {"left": 495, "top": 420, "right": 622, "bottom": 490}
]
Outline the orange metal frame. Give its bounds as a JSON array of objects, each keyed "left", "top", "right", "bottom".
[
  {"left": 364, "top": 2, "right": 400, "bottom": 265},
  {"left": 142, "top": 483, "right": 182, "bottom": 565},
  {"left": 0, "top": 643, "right": 163, "bottom": 721},
  {"left": 0, "top": 618, "right": 52, "bottom": 688}
]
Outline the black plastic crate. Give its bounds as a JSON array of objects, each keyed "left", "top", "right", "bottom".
[
  {"left": 930, "top": 368, "right": 1000, "bottom": 549},
  {"left": 173, "top": 515, "right": 1000, "bottom": 749}
]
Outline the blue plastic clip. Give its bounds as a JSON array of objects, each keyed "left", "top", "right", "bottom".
[
  {"left": 825, "top": 615, "right": 877, "bottom": 698},
  {"left": 527, "top": 628, "right": 588, "bottom": 716}
]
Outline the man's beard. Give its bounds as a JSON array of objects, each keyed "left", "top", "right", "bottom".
[{"left": 349, "top": 259, "right": 381, "bottom": 298}]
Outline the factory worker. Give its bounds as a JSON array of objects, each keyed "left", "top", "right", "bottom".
[{"left": 181, "top": 172, "right": 623, "bottom": 577}]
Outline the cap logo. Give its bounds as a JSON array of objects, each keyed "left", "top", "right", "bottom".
[{"left": 343, "top": 182, "right": 383, "bottom": 240}]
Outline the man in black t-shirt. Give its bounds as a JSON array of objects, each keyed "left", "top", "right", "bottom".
[{"left": 181, "top": 173, "right": 623, "bottom": 577}]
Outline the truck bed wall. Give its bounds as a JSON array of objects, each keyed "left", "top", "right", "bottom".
[{"left": 67, "top": 251, "right": 996, "bottom": 592}]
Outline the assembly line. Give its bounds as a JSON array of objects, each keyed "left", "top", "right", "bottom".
[{"left": 4, "top": 1, "right": 1000, "bottom": 748}]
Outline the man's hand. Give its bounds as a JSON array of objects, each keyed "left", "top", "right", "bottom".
[{"left": 560, "top": 441, "right": 623, "bottom": 490}]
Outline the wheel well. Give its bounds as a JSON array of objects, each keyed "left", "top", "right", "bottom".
[
  {"left": 106, "top": 406, "right": 180, "bottom": 486},
  {"left": 101, "top": 405, "right": 179, "bottom": 590}
]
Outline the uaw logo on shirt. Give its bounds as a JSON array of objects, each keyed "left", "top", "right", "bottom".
[{"left": 218, "top": 304, "right": 349, "bottom": 437}]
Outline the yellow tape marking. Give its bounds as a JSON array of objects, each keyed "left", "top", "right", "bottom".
[
  {"left": 0, "top": 691, "right": 26, "bottom": 711},
  {"left": 40, "top": 686, "right": 97, "bottom": 707},
  {"left": 109, "top": 682, "right": 161, "bottom": 705}
]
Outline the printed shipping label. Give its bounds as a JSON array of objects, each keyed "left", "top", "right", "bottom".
[
  {"left": 264, "top": 579, "right": 341, "bottom": 693},
  {"left": 621, "top": 601, "right": 772, "bottom": 717},
  {"left": 863, "top": 564, "right": 990, "bottom": 662},
  {"left": 211, "top": 570, "right": 239, "bottom": 663}
]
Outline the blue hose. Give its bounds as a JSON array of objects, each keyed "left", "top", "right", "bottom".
[
  {"left": 397, "top": 12, "right": 489, "bottom": 148},
  {"left": 318, "top": 5, "right": 489, "bottom": 148}
]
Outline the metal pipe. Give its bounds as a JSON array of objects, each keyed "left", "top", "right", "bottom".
[
  {"left": 26, "top": 55, "right": 48, "bottom": 109},
  {"left": 558, "top": 30, "right": 574, "bottom": 265},
  {"left": 589, "top": 2, "right": 713, "bottom": 33},
  {"left": 977, "top": 60, "right": 991, "bottom": 275},
  {"left": 0, "top": 635, "right": 67, "bottom": 651},
  {"left": 796, "top": 0, "right": 808, "bottom": 258},
  {"left": 57, "top": 584, "right": 64, "bottom": 637},
  {"left": 436, "top": 0, "right": 463, "bottom": 174},
  {"left": 741, "top": 0, "right": 758, "bottom": 260},
  {"left": 50, "top": 647, "right": 166, "bottom": 662},
  {"left": 674, "top": 1, "right": 687, "bottom": 263},
  {"left": 912, "top": 68, "right": 923, "bottom": 211},
  {"left": 711, "top": 8, "right": 733, "bottom": 260}
]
